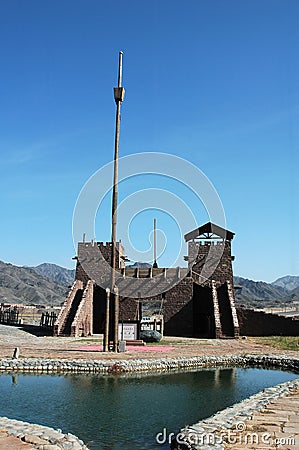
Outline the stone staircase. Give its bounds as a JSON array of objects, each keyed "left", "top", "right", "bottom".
[
  {"left": 211, "top": 280, "right": 239, "bottom": 338},
  {"left": 59, "top": 289, "right": 83, "bottom": 335},
  {"left": 53, "top": 280, "right": 83, "bottom": 336}
]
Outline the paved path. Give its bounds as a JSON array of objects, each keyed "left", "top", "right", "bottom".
[
  {"left": 225, "top": 388, "right": 299, "bottom": 449},
  {"left": 0, "top": 324, "right": 297, "bottom": 361},
  {"left": 0, "top": 431, "right": 34, "bottom": 449}
]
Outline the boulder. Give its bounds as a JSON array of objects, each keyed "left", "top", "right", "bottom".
[{"left": 140, "top": 330, "right": 162, "bottom": 343}]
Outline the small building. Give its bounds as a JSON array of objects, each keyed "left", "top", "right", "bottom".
[{"left": 54, "top": 222, "right": 240, "bottom": 339}]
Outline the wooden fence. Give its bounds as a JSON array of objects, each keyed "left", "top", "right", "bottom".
[
  {"left": 40, "top": 311, "right": 57, "bottom": 330},
  {"left": 0, "top": 307, "right": 19, "bottom": 325}
]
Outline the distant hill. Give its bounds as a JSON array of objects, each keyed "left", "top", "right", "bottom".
[
  {"left": 127, "top": 262, "right": 152, "bottom": 268},
  {"left": 0, "top": 261, "right": 67, "bottom": 306},
  {"left": 234, "top": 276, "right": 294, "bottom": 308},
  {"left": 287, "top": 285, "right": 299, "bottom": 303},
  {"left": 271, "top": 275, "right": 299, "bottom": 292},
  {"left": 32, "top": 263, "right": 75, "bottom": 286}
]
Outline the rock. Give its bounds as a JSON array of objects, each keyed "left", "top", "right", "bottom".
[
  {"left": 140, "top": 330, "right": 162, "bottom": 342},
  {"left": 13, "top": 347, "right": 20, "bottom": 359},
  {"left": 22, "top": 434, "right": 49, "bottom": 445},
  {"left": 42, "top": 445, "right": 61, "bottom": 450}
]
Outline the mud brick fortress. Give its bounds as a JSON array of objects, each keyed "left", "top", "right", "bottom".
[
  {"left": 53, "top": 54, "right": 299, "bottom": 341},
  {"left": 54, "top": 222, "right": 241, "bottom": 339}
]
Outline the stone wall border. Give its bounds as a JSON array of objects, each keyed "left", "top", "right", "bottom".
[
  {"left": 0, "top": 353, "right": 298, "bottom": 449},
  {"left": 171, "top": 377, "right": 299, "bottom": 449},
  {"left": 0, "top": 353, "right": 298, "bottom": 374},
  {"left": 0, "top": 416, "right": 88, "bottom": 449}
]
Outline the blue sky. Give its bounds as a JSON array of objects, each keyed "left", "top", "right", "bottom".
[{"left": 0, "top": 0, "right": 298, "bottom": 282}]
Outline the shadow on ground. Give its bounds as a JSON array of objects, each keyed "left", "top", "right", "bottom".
[{"left": 17, "top": 324, "right": 53, "bottom": 337}]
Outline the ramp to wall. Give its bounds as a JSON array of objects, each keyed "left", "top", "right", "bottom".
[
  {"left": 70, "top": 280, "right": 94, "bottom": 337},
  {"left": 217, "top": 283, "right": 234, "bottom": 337},
  {"left": 61, "top": 289, "right": 83, "bottom": 335},
  {"left": 53, "top": 280, "right": 83, "bottom": 336},
  {"left": 211, "top": 281, "right": 222, "bottom": 338},
  {"left": 211, "top": 280, "right": 239, "bottom": 338},
  {"left": 226, "top": 280, "right": 240, "bottom": 337}
]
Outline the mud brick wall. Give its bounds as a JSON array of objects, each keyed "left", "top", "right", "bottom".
[
  {"left": 75, "top": 241, "right": 125, "bottom": 288},
  {"left": 119, "top": 277, "right": 194, "bottom": 336},
  {"left": 189, "top": 241, "right": 234, "bottom": 285},
  {"left": 75, "top": 261, "right": 90, "bottom": 286},
  {"left": 163, "top": 278, "right": 194, "bottom": 336},
  {"left": 119, "top": 297, "right": 140, "bottom": 321},
  {"left": 237, "top": 307, "right": 299, "bottom": 336}
]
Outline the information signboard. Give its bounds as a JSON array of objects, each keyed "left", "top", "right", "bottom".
[{"left": 118, "top": 322, "right": 138, "bottom": 341}]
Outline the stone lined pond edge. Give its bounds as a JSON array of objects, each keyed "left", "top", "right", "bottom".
[
  {"left": 0, "top": 353, "right": 298, "bottom": 374},
  {"left": 0, "top": 353, "right": 298, "bottom": 449},
  {"left": 0, "top": 416, "right": 88, "bottom": 449},
  {"left": 171, "top": 377, "right": 299, "bottom": 449}
]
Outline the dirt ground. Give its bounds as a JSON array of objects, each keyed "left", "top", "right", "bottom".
[{"left": 0, "top": 324, "right": 298, "bottom": 361}]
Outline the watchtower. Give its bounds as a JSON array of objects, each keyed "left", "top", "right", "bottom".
[{"left": 184, "top": 222, "right": 239, "bottom": 338}]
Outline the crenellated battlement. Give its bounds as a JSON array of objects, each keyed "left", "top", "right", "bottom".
[{"left": 77, "top": 240, "right": 125, "bottom": 269}]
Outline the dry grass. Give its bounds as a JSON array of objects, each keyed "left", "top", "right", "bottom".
[{"left": 257, "top": 336, "right": 299, "bottom": 351}]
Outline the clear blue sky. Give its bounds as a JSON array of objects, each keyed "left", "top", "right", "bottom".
[{"left": 0, "top": 0, "right": 298, "bottom": 282}]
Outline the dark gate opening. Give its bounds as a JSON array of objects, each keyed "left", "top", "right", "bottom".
[
  {"left": 193, "top": 284, "right": 216, "bottom": 338},
  {"left": 93, "top": 286, "right": 106, "bottom": 334},
  {"left": 217, "top": 284, "right": 234, "bottom": 337}
]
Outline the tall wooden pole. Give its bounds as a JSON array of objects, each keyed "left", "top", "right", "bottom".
[
  {"left": 103, "top": 288, "right": 110, "bottom": 352},
  {"left": 153, "top": 218, "right": 158, "bottom": 268},
  {"left": 110, "top": 51, "right": 125, "bottom": 352}
]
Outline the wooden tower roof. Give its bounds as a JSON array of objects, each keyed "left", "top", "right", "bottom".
[{"left": 184, "top": 222, "right": 235, "bottom": 242}]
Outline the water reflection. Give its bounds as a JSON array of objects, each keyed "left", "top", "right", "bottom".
[
  {"left": 11, "top": 374, "right": 18, "bottom": 385},
  {"left": 0, "top": 367, "right": 296, "bottom": 450}
]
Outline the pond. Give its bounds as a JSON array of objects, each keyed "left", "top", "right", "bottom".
[{"left": 0, "top": 367, "right": 297, "bottom": 449}]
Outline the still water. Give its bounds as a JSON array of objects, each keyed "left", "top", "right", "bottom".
[{"left": 0, "top": 367, "right": 297, "bottom": 450}]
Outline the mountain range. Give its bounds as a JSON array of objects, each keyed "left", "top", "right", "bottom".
[
  {"left": 0, "top": 260, "right": 298, "bottom": 308},
  {"left": 32, "top": 263, "right": 75, "bottom": 286},
  {"left": 0, "top": 261, "right": 69, "bottom": 306},
  {"left": 272, "top": 275, "right": 299, "bottom": 291},
  {"left": 234, "top": 276, "right": 299, "bottom": 308}
]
